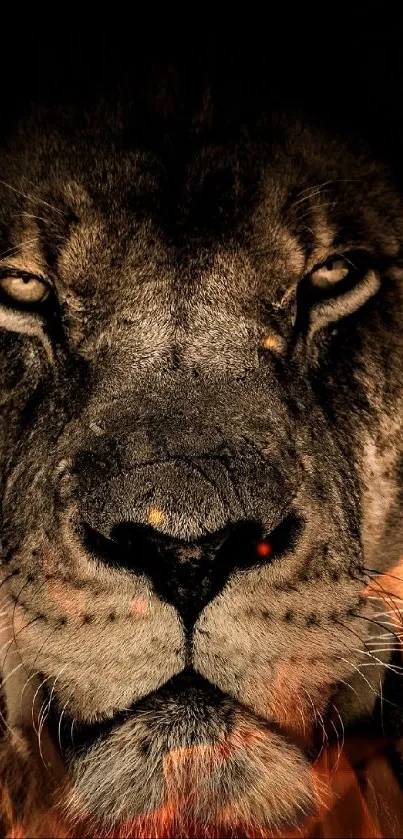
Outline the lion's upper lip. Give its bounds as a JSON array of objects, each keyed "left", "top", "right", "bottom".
[{"left": 47, "top": 669, "right": 230, "bottom": 757}]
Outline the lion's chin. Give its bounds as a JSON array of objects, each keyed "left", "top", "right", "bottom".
[{"left": 54, "top": 673, "right": 317, "bottom": 837}]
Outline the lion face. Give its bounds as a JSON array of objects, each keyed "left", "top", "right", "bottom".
[{"left": 0, "top": 105, "right": 403, "bottom": 836}]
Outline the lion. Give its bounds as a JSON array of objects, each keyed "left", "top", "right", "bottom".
[{"left": 0, "top": 94, "right": 402, "bottom": 838}]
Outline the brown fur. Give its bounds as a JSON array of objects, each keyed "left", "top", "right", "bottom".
[{"left": 0, "top": 98, "right": 403, "bottom": 836}]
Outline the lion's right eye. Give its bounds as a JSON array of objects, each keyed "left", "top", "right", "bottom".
[
  {"left": 309, "top": 258, "right": 350, "bottom": 288},
  {"left": 0, "top": 272, "right": 50, "bottom": 306}
]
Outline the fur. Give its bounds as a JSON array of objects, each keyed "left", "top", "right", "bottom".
[{"left": 0, "top": 96, "right": 402, "bottom": 836}]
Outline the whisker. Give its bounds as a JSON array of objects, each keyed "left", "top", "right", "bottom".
[
  {"left": 351, "top": 611, "right": 403, "bottom": 646},
  {"left": 329, "top": 703, "right": 345, "bottom": 777},
  {"left": 333, "top": 616, "right": 403, "bottom": 691},
  {"left": 378, "top": 668, "right": 385, "bottom": 735},
  {"left": 349, "top": 648, "right": 403, "bottom": 675},
  {"left": 0, "top": 568, "right": 24, "bottom": 596},
  {"left": 70, "top": 717, "right": 76, "bottom": 750},
  {"left": 361, "top": 571, "right": 403, "bottom": 615},
  {"left": 363, "top": 646, "right": 403, "bottom": 653},
  {"left": 37, "top": 663, "right": 69, "bottom": 771},
  {"left": 31, "top": 672, "right": 56, "bottom": 736},
  {"left": 0, "top": 236, "right": 41, "bottom": 261},
  {"left": 0, "top": 177, "right": 66, "bottom": 216},
  {"left": 334, "top": 676, "right": 361, "bottom": 700},
  {"left": 363, "top": 566, "right": 403, "bottom": 585},
  {"left": 339, "top": 657, "right": 384, "bottom": 701},
  {"left": 58, "top": 695, "right": 74, "bottom": 752},
  {"left": 291, "top": 188, "right": 332, "bottom": 209},
  {"left": 0, "top": 660, "right": 28, "bottom": 742},
  {"left": 299, "top": 686, "right": 328, "bottom": 765},
  {"left": 327, "top": 624, "right": 399, "bottom": 709},
  {"left": 294, "top": 200, "right": 338, "bottom": 223},
  {"left": 29, "top": 622, "right": 61, "bottom": 672},
  {"left": 296, "top": 702, "right": 307, "bottom": 737},
  {"left": 18, "top": 665, "right": 48, "bottom": 716},
  {"left": 19, "top": 211, "right": 48, "bottom": 225},
  {"left": 1, "top": 578, "right": 34, "bottom": 676},
  {"left": 295, "top": 178, "right": 363, "bottom": 197}
]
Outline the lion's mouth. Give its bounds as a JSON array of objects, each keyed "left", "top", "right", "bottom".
[
  {"left": 47, "top": 668, "right": 235, "bottom": 759},
  {"left": 44, "top": 668, "right": 317, "bottom": 834}
]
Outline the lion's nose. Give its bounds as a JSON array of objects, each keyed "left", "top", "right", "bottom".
[{"left": 82, "top": 519, "right": 277, "bottom": 628}]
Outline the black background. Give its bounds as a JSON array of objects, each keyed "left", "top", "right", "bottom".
[{"left": 1, "top": 5, "right": 403, "bottom": 172}]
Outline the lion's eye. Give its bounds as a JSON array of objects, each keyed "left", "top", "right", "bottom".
[
  {"left": 309, "top": 258, "right": 350, "bottom": 288},
  {"left": 0, "top": 273, "right": 50, "bottom": 305}
]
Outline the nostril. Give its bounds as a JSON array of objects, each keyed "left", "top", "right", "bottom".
[
  {"left": 255, "top": 539, "right": 273, "bottom": 558},
  {"left": 81, "top": 515, "right": 301, "bottom": 568},
  {"left": 80, "top": 514, "right": 302, "bottom": 630},
  {"left": 110, "top": 521, "right": 151, "bottom": 550},
  {"left": 81, "top": 521, "right": 157, "bottom": 572},
  {"left": 213, "top": 514, "right": 301, "bottom": 571},
  {"left": 83, "top": 519, "right": 282, "bottom": 577}
]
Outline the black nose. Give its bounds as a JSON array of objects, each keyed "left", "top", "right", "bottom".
[{"left": 82, "top": 516, "right": 299, "bottom": 628}]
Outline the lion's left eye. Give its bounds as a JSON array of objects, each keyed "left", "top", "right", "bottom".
[
  {"left": 309, "top": 258, "right": 350, "bottom": 288},
  {"left": 0, "top": 272, "right": 50, "bottom": 305}
]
